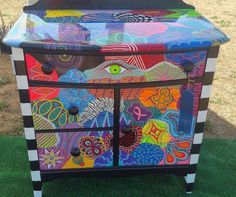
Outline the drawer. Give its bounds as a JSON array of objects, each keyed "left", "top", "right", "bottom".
[
  {"left": 29, "top": 87, "right": 114, "bottom": 130},
  {"left": 116, "top": 83, "right": 202, "bottom": 166},
  {"left": 36, "top": 131, "right": 113, "bottom": 170},
  {"left": 25, "top": 50, "right": 207, "bottom": 83}
]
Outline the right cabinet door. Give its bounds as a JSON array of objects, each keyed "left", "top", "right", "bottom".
[{"left": 118, "top": 83, "right": 202, "bottom": 166}]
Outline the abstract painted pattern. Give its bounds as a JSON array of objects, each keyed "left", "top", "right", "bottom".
[
  {"left": 25, "top": 51, "right": 206, "bottom": 83},
  {"left": 30, "top": 89, "right": 114, "bottom": 130},
  {"left": 31, "top": 83, "right": 201, "bottom": 166},
  {"left": 3, "top": 9, "right": 229, "bottom": 52},
  {"left": 26, "top": 46, "right": 204, "bottom": 166},
  {"left": 37, "top": 131, "right": 113, "bottom": 170},
  {"left": 118, "top": 84, "right": 201, "bottom": 166}
]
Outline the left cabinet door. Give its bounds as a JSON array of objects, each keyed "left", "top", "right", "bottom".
[
  {"left": 36, "top": 131, "right": 113, "bottom": 170},
  {"left": 29, "top": 86, "right": 114, "bottom": 130}
]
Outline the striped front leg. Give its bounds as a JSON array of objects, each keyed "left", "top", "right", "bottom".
[
  {"left": 12, "top": 47, "right": 42, "bottom": 197},
  {"left": 185, "top": 46, "right": 220, "bottom": 194}
]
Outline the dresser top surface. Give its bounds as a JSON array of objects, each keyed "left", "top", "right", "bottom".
[{"left": 3, "top": 9, "right": 229, "bottom": 54}]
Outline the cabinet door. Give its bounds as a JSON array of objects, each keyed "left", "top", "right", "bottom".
[
  {"left": 118, "top": 83, "right": 202, "bottom": 166},
  {"left": 36, "top": 131, "right": 113, "bottom": 170}
]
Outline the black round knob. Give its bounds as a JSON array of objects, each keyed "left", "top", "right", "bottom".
[
  {"left": 181, "top": 61, "right": 195, "bottom": 73},
  {"left": 71, "top": 147, "right": 80, "bottom": 157},
  {"left": 41, "top": 63, "right": 54, "bottom": 75},
  {"left": 68, "top": 106, "right": 79, "bottom": 116}
]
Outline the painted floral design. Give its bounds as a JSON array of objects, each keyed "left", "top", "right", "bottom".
[
  {"left": 142, "top": 119, "right": 171, "bottom": 148},
  {"left": 39, "top": 148, "right": 67, "bottom": 170},
  {"left": 163, "top": 140, "right": 191, "bottom": 164},
  {"left": 79, "top": 136, "right": 106, "bottom": 159},
  {"left": 104, "top": 126, "right": 142, "bottom": 154}
]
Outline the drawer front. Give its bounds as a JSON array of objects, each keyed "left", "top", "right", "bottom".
[
  {"left": 36, "top": 131, "right": 113, "bottom": 170},
  {"left": 25, "top": 51, "right": 207, "bottom": 83},
  {"left": 117, "top": 83, "right": 202, "bottom": 166},
  {"left": 29, "top": 87, "right": 114, "bottom": 130}
]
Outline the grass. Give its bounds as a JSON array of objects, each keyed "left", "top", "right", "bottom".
[
  {"left": 0, "top": 76, "right": 11, "bottom": 86},
  {"left": 0, "top": 136, "right": 235, "bottom": 197},
  {"left": 0, "top": 101, "right": 9, "bottom": 111}
]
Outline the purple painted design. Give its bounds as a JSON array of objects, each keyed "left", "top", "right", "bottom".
[
  {"left": 127, "top": 103, "right": 152, "bottom": 122},
  {"left": 39, "top": 147, "right": 69, "bottom": 170}
]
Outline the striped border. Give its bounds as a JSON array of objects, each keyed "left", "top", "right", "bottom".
[
  {"left": 185, "top": 46, "right": 220, "bottom": 193},
  {"left": 12, "top": 47, "right": 42, "bottom": 197}
]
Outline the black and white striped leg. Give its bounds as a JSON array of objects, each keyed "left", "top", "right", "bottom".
[
  {"left": 12, "top": 47, "right": 42, "bottom": 197},
  {"left": 185, "top": 46, "right": 220, "bottom": 194}
]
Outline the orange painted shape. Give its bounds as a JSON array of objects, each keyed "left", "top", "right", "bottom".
[
  {"left": 166, "top": 153, "right": 175, "bottom": 163},
  {"left": 175, "top": 141, "right": 191, "bottom": 149},
  {"left": 172, "top": 149, "right": 186, "bottom": 159}
]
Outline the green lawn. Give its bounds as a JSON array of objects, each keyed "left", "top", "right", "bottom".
[{"left": 0, "top": 136, "right": 235, "bottom": 197}]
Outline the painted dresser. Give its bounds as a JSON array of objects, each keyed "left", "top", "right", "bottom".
[{"left": 3, "top": 0, "right": 229, "bottom": 196}]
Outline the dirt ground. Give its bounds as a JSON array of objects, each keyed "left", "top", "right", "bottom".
[{"left": 0, "top": 0, "right": 235, "bottom": 138}]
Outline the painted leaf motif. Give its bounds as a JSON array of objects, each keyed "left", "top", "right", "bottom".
[
  {"left": 172, "top": 148, "right": 189, "bottom": 160},
  {"left": 69, "top": 115, "right": 75, "bottom": 123},
  {"left": 175, "top": 141, "right": 191, "bottom": 149},
  {"left": 39, "top": 101, "right": 52, "bottom": 115},
  {"left": 166, "top": 152, "right": 176, "bottom": 164},
  {"left": 48, "top": 107, "right": 63, "bottom": 121},
  {"left": 58, "top": 112, "right": 67, "bottom": 127},
  {"left": 32, "top": 102, "right": 38, "bottom": 114}
]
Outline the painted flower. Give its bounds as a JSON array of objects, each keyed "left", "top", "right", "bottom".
[
  {"left": 163, "top": 140, "right": 191, "bottom": 164},
  {"left": 39, "top": 148, "right": 67, "bottom": 170},
  {"left": 79, "top": 136, "right": 106, "bottom": 159},
  {"left": 142, "top": 119, "right": 171, "bottom": 148},
  {"left": 103, "top": 126, "right": 142, "bottom": 154}
]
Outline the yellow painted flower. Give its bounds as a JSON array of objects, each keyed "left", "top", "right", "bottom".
[
  {"left": 41, "top": 148, "right": 64, "bottom": 169},
  {"left": 142, "top": 119, "right": 171, "bottom": 148}
]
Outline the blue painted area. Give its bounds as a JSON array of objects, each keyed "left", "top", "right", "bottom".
[
  {"left": 131, "top": 143, "right": 164, "bottom": 165},
  {"left": 179, "top": 89, "right": 194, "bottom": 136}
]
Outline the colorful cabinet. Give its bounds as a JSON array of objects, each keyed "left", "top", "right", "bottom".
[{"left": 3, "top": 1, "right": 229, "bottom": 196}]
